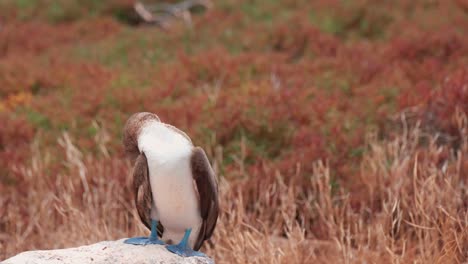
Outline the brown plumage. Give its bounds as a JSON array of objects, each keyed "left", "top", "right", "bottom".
[
  {"left": 123, "top": 112, "right": 160, "bottom": 162},
  {"left": 132, "top": 152, "right": 164, "bottom": 237},
  {"left": 191, "top": 147, "right": 219, "bottom": 250}
]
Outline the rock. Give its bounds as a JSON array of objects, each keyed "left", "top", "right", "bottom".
[{"left": 2, "top": 239, "right": 214, "bottom": 264}]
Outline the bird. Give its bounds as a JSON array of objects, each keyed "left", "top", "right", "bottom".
[{"left": 122, "top": 112, "right": 219, "bottom": 257}]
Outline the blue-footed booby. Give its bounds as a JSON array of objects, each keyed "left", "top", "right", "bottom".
[{"left": 123, "top": 112, "right": 219, "bottom": 257}]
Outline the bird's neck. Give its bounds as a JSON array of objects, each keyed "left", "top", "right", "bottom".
[{"left": 137, "top": 122, "right": 192, "bottom": 164}]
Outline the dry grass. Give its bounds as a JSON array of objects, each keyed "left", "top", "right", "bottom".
[{"left": 1, "top": 110, "right": 466, "bottom": 263}]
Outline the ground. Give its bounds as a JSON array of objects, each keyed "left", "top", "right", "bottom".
[{"left": 0, "top": 0, "right": 467, "bottom": 263}]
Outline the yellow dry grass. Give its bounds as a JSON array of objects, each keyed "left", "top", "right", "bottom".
[{"left": 1, "top": 111, "right": 467, "bottom": 263}]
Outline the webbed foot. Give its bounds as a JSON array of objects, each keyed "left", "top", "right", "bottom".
[
  {"left": 125, "top": 219, "right": 164, "bottom": 246},
  {"left": 124, "top": 236, "right": 165, "bottom": 245},
  {"left": 166, "top": 244, "right": 206, "bottom": 257},
  {"left": 165, "top": 228, "right": 206, "bottom": 257}
]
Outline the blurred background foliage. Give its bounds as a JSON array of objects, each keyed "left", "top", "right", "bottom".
[{"left": 1, "top": 0, "right": 466, "bottom": 183}]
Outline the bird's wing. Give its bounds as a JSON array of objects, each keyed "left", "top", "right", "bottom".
[
  {"left": 133, "top": 153, "right": 164, "bottom": 236},
  {"left": 190, "top": 147, "right": 219, "bottom": 250}
]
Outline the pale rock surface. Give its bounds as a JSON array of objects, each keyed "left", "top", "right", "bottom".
[{"left": 2, "top": 239, "right": 214, "bottom": 264}]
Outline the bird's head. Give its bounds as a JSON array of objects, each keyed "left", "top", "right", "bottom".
[{"left": 123, "top": 112, "right": 160, "bottom": 162}]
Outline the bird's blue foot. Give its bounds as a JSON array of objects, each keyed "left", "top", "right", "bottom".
[
  {"left": 166, "top": 244, "right": 206, "bottom": 257},
  {"left": 166, "top": 228, "right": 206, "bottom": 257},
  {"left": 124, "top": 236, "right": 164, "bottom": 245},
  {"left": 125, "top": 219, "right": 164, "bottom": 246}
]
